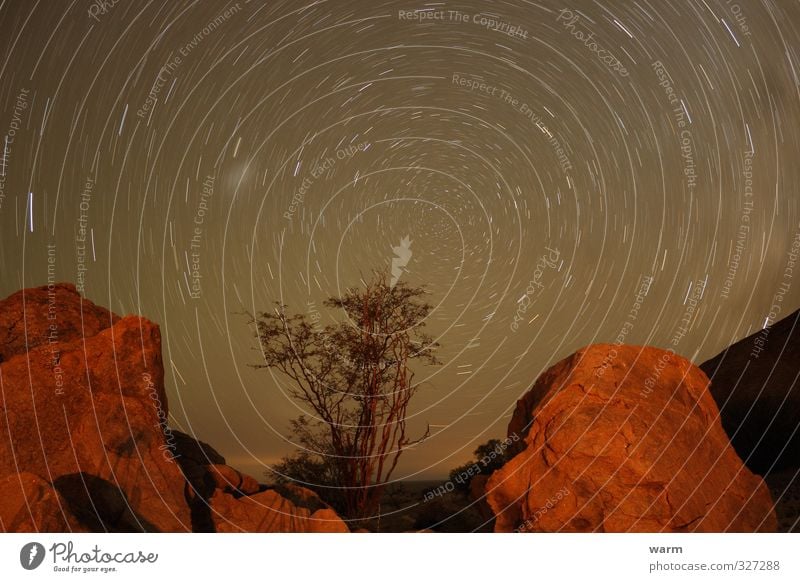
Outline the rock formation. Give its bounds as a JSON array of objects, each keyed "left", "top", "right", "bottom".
[
  {"left": 765, "top": 467, "right": 800, "bottom": 532},
  {"left": 485, "top": 344, "right": 777, "bottom": 532},
  {"left": 0, "top": 284, "right": 348, "bottom": 533},
  {"left": 468, "top": 474, "right": 493, "bottom": 521},
  {"left": 208, "top": 484, "right": 349, "bottom": 533},
  {"left": 700, "top": 309, "right": 800, "bottom": 474},
  {"left": 0, "top": 283, "right": 189, "bottom": 531},
  {"left": 175, "top": 435, "right": 348, "bottom": 533},
  {"left": 0, "top": 472, "right": 86, "bottom": 532}
]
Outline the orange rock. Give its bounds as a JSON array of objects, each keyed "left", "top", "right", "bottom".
[
  {"left": 0, "top": 283, "right": 116, "bottom": 363},
  {"left": 486, "top": 344, "right": 778, "bottom": 532},
  {"left": 209, "top": 485, "right": 349, "bottom": 532},
  {"left": 0, "top": 472, "right": 86, "bottom": 532},
  {"left": 0, "top": 284, "right": 350, "bottom": 533},
  {"left": 206, "top": 464, "right": 261, "bottom": 496},
  {"left": 0, "top": 285, "right": 190, "bottom": 531}
]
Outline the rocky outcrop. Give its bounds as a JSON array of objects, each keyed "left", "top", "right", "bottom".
[
  {"left": 173, "top": 429, "right": 226, "bottom": 467},
  {"left": 486, "top": 344, "right": 777, "bottom": 532},
  {"left": 700, "top": 309, "right": 800, "bottom": 474},
  {"left": 208, "top": 484, "right": 349, "bottom": 533},
  {"left": 468, "top": 474, "right": 493, "bottom": 521},
  {"left": 0, "top": 283, "right": 117, "bottom": 362},
  {"left": 0, "top": 283, "right": 189, "bottom": 531},
  {"left": 766, "top": 467, "right": 800, "bottom": 532},
  {"left": 0, "top": 472, "right": 86, "bottom": 532},
  {"left": 170, "top": 431, "right": 350, "bottom": 532},
  {"left": 174, "top": 436, "right": 349, "bottom": 532},
  {"left": 0, "top": 284, "right": 348, "bottom": 533}
]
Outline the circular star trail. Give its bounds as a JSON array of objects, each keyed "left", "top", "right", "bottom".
[{"left": 1, "top": 0, "right": 798, "bottom": 489}]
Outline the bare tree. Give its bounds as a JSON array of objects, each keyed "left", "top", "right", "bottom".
[{"left": 249, "top": 271, "right": 439, "bottom": 519}]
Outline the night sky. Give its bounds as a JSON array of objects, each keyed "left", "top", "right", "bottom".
[{"left": 1, "top": 0, "right": 799, "bottom": 480}]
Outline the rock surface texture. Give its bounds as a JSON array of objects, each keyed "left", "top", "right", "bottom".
[
  {"left": 0, "top": 472, "right": 87, "bottom": 532},
  {"left": 0, "top": 284, "right": 348, "bottom": 533},
  {"left": 485, "top": 344, "right": 778, "bottom": 532}
]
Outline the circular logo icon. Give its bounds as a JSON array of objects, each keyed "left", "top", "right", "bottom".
[{"left": 20, "top": 542, "right": 46, "bottom": 570}]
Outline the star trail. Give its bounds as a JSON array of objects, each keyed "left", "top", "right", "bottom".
[{"left": 1, "top": 0, "right": 798, "bottom": 481}]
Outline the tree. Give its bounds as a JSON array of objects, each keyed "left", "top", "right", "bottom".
[
  {"left": 447, "top": 439, "right": 510, "bottom": 493},
  {"left": 249, "top": 271, "right": 439, "bottom": 520}
]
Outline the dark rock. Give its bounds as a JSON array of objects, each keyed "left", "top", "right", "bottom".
[
  {"left": 700, "top": 309, "right": 800, "bottom": 474},
  {"left": 172, "top": 430, "right": 226, "bottom": 466}
]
